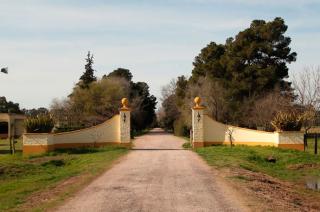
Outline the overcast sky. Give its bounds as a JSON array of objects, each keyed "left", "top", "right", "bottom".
[{"left": 0, "top": 0, "right": 319, "bottom": 109}]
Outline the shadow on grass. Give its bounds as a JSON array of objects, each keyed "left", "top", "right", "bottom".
[
  {"left": 53, "top": 147, "right": 102, "bottom": 154},
  {"left": 0, "top": 150, "right": 22, "bottom": 154},
  {"left": 52, "top": 146, "right": 127, "bottom": 155}
]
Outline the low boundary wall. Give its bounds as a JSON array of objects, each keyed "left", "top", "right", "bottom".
[
  {"left": 23, "top": 99, "right": 131, "bottom": 154},
  {"left": 191, "top": 97, "right": 304, "bottom": 151}
]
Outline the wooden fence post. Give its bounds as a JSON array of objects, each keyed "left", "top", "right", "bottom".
[
  {"left": 315, "top": 134, "right": 318, "bottom": 155},
  {"left": 304, "top": 134, "right": 307, "bottom": 152}
]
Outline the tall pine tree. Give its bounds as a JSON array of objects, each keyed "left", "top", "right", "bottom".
[
  {"left": 78, "top": 51, "right": 96, "bottom": 89},
  {"left": 192, "top": 17, "right": 296, "bottom": 101}
]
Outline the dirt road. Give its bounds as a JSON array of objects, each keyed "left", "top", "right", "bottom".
[{"left": 56, "top": 128, "right": 249, "bottom": 212}]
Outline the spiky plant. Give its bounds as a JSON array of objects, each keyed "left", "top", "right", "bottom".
[
  {"left": 24, "top": 115, "right": 54, "bottom": 133},
  {"left": 271, "top": 111, "right": 303, "bottom": 132}
]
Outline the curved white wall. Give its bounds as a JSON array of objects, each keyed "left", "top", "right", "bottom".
[
  {"left": 53, "top": 115, "right": 120, "bottom": 144},
  {"left": 23, "top": 114, "right": 132, "bottom": 154}
]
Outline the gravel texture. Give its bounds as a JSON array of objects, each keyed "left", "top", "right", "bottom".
[{"left": 56, "top": 128, "right": 249, "bottom": 212}]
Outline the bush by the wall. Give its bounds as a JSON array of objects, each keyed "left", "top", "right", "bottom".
[
  {"left": 173, "top": 118, "right": 190, "bottom": 137},
  {"left": 24, "top": 115, "right": 54, "bottom": 133},
  {"left": 271, "top": 111, "right": 302, "bottom": 132}
]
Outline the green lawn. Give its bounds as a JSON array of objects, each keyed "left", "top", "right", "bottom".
[
  {"left": 305, "top": 138, "right": 320, "bottom": 155},
  {"left": 0, "top": 138, "right": 23, "bottom": 153},
  {"left": 195, "top": 145, "right": 320, "bottom": 182},
  {"left": 0, "top": 146, "right": 128, "bottom": 211}
]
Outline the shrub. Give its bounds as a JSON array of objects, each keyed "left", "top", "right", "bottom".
[
  {"left": 173, "top": 118, "right": 190, "bottom": 137},
  {"left": 24, "top": 115, "right": 54, "bottom": 133},
  {"left": 182, "top": 142, "right": 192, "bottom": 149},
  {"left": 271, "top": 111, "right": 303, "bottom": 132}
]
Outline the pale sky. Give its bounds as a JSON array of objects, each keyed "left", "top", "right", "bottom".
[{"left": 0, "top": 0, "right": 319, "bottom": 109}]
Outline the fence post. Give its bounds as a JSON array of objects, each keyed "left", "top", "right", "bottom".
[
  {"left": 119, "top": 98, "right": 131, "bottom": 146},
  {"left": 304, "top": 134, "right": 307, "bottom": 152},
  {"left": 192, "top": 97, "right": 205, "bottom": 148},
  {"left": 315, "top": 134, "right": 318, "bottom": 155}
]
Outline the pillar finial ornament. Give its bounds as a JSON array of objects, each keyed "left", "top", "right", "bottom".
[
  {"left": 119, "top": 98, "right": 131, "bottom": 144},
  {"left": 121, "top": 98, "right": 130, "bottom": 111},
  {"left": 193, "top": 96, "right": 204, "bottom": 109},
  {"left": 192, "top": 97, "right": 205, "bottom": 148}
]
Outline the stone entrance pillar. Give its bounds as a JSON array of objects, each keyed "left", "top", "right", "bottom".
[
  {"left": 119, "top": 98, "right": 131, "bottom": 146},
  {"left": 192, "top": 97, "right": 205, "bottom": 148}
]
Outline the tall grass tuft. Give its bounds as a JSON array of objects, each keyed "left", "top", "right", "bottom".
[
  {"left": 24, "top": 115, "right": 54, "bottom": 133},
  {"left": 271, "top": 111, "right": 303, "bottom": 131}
]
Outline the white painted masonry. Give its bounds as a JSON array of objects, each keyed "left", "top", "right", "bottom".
[
  {"left": 120, "top": 110, "right": 131, "bottom": 143},
  {"left": 23, "top": 98, "right": 131, "bottom": 154},
  {"left": 191, "top": 97, "right": 304, "bottom": 150}
]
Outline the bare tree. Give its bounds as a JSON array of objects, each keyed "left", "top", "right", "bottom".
[
  {"left": 292, "top": 66, "right": 320, "bottom": 132},
  {"left": 159, "top": 79, "right": 183, "bottom": 131},
  {"left": 247, "top": 88, "right": 293, "bottom": 131},
  {"left": 226, "top": 127, "right": 235, "bottom": 147},
  {"left": 186, "top": 76, "right": 226, "bottom": 122},
  {"left": 160, "top": 79, "right": 176, "bottom": 102}
]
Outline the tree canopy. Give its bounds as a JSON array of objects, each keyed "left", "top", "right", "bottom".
[
  {"left": 105, "top": 68, "right": 133, "bottom": 82},
  {"left": 192, "top": 17, "right": 296, "bottom": 101},
  {"left": 0, "top": 97, "right": 22, "bottom": 113},
  {"left": 159, "top": 17, "right": 298, "bottom": 134},
  {"left": 105, "top": 68, "right": 157, "bottom": 132},
  {"left": 52, "top": 66, "right": 157, "bottom": 133}
]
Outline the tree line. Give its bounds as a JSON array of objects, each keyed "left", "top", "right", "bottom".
[
  {"left": 1, "top": 52, "right": 157, "bottom": 135},
  {"left": 158, "top": 17, "right": 320, "bottom": 135},
  {"left": 51, "top": 52, "right": 157, "bottom": 134}
]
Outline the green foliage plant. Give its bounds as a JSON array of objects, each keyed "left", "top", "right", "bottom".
[
  {"left": 24, "top": 115, "right": 54, "bottom": 133},
  {"left": 271, "top": 111, "right": 303, "bottom": 131}
]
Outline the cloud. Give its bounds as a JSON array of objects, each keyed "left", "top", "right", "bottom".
[
  {"left": 0, "top": 37, "right": 201, "bottom": 108},
  {"left": 0, "top": 0, "right": 319, "bottom": 108},
  {"left": 0, "top": 1, "right": 250, "bottom": 34},
  {"left": 182, "top": 0, "right": 319, "bottom": 7}
]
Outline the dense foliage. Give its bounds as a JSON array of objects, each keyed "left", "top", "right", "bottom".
[
  {"left": 0, "top": 97, "right": 22, "bottom": 113},
  {"left": 24, "top": 115, "right": 54, "bottom": 133},
  {"left": 192, "top": 17, "right": 296, "bottom": 99},
  {"left": 159, "top": 17, "right": 298, "bottom": 135},
  {"left": 105, "top": 69, "right": 158, "bottom": 133},
  {"left": 271, "top": 111, "right": 303, "bottom": 131},
  {"left": 51, "top": 54, "right": 157, "bottom": 133},
  {"left": 23, "top": 107, "right": 49, "bottom": 117}
]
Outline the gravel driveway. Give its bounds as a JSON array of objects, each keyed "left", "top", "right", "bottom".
[{"left": 56, "top": 128, "right": 249, "bottom": 212}]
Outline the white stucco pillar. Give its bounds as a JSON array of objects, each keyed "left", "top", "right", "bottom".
[
  {"left": 119, "top": 98, "right": 131, "bottom": 145},
  {"left": 192, "top": 97, "right": 205, "bottom": 148}
]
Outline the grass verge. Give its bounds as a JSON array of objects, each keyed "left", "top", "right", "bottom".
[
  {"left": 182, "top": 142, "right": 192, "bottom": 149},
  {"left": 177, "top": 136, "right": 192, "bottom": 149},
  {"left": 305, "top": 138, "right": 320, "bottom": 155},
  {"left": 195, "top": 145, "right": 320, "bottom": 182},
  {"left": 0, "top": 146, "right": 128, "bottom": 211},
  {"left": 195, "top": 145, "right": 320, "bottom": 210},
  {"left": 0, "top": 138, "right": 23, "bottom": 153}
]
